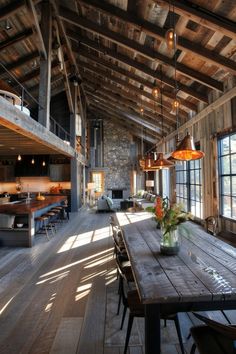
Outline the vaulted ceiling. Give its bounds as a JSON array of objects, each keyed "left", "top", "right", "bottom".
[{"left": 0, "top": 0, "right": 236, "bottom": 144}]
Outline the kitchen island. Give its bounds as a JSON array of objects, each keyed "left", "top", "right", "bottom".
[{"left": 0, "top": 196, "right": 67, "bottom": 247}]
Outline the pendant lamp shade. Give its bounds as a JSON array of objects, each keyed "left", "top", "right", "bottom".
[
  {"left": 152, "top": 153, "right": 174, "bottom": 169},
  {"left": 171, "top": 132, "right": 205, "bottom": 161}
]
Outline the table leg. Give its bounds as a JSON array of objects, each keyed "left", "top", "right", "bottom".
[{"left": 145, "top": 303, "right": 161, "bottom": 354}]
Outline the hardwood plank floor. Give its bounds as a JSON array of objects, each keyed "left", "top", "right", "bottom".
[{"left": 0, "top": 208, "right": 234, "bottom": 354}]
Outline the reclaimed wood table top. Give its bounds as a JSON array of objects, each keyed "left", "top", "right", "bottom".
[
  {"left": 0, "top": 196, "right": 67, "bottom": 215},
  {"left": 116, "top": 211, "right": 236, "bottom": 305}
]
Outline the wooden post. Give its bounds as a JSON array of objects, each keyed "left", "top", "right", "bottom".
[
  {"left": 70, "top": 82, "right": 80, "bottom": 211},
  {"left": 38, "top": 0, "right": 52, "bottom": 129}
]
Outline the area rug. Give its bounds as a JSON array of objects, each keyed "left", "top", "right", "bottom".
[{"left": 104, "top": 283, "right": 142, "bottom": 346}]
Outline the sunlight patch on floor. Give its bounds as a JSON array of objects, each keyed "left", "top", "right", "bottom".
[
  {"left": 44, "top": 293, "right": 57, "bottom": 313},
  {"left": 92, "top": 226, "right": 110, "bottom": 241},
  {"left": 57, "top": 231, "right": 94, "bottom": 253},
  {"left": 36, "top": 271, "right": 70, "bottom": 285},
  {"left": 84, "top": 254, "right": 113, "bottom": 269},
  {"left": 75, "top": 283, "right": 92, "bottom": 302},
  {"left": 40, "top": 248, "right": 113, "bottom": 279},
  {"left": 0, "top": 296, "right": 15, "bottom": 315},
  {"left": 105, "top": 268, "right": 117, "bottom": 286}
]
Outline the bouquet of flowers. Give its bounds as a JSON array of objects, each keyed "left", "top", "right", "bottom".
[{"left": 155, "top": 196, "right": 192, "bottom": 235}]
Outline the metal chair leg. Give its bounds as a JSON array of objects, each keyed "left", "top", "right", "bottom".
[{"left": 123, "top": 314, "right": 134, "bottom": 354}]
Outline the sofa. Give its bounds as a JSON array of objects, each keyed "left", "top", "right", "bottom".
[
  {"left": 97, "top": 195, "right": 115, "bottom": 212},
  {"left": 131, "top": 190, "right": 158, "bottom": 209}
]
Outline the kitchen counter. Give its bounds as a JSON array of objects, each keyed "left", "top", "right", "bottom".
[
  {"left": 0, "top": 196, "right": 67, "bottom": 247},
  {"left": 0, "top": 196, "right": 67, "bottom": 214}
]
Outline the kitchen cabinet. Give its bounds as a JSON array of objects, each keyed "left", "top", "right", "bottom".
[
  {"left": 0, "top": 165, "right": 15, "bottom": 181},
  {"left": 49, "top": 164, "right": 70, "bottom": 181}
]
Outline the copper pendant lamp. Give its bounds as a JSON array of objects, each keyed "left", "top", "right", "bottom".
[
  {"left": 171, "top": 132, "right": 205, "bottom": 161},
  {"left": 152, "top": 152, "right": 174, "bottom": 169}
]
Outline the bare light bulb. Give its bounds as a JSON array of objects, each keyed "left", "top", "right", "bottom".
[
  {"left": 42, "top": 161, "right": 46, "bottom": 166},
  {"left": 31, "top": 158, "right": 35, "bottom": 164},
  {"left": 152, "top": 86, "right": 160, "bottom": 99},
  {"left": 172, "top": 98, "right": 180, "bottom": 112},
  {"left": 165, "top": 28, "right": 177, "bottom": 50},
  {"left": 140, "top": 107, "right": 144, "bottom": 115},
  {"left": 17, "top": 154, "right": 21, "bottom": 161}
]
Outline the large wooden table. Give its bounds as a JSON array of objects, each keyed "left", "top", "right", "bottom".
[
  {"left": 116, "top": 211, "right": 236, "bottom": 354},
  {"left": 0, "top": 196, "right": 67, "bottom": 247}
]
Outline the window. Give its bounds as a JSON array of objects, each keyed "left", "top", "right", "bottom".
[
  {"left": 91, "top": 172, "right": 104, "bottom": 195},
  {"left": 218, "top": 133, "right": 236, "bottom": 219},
  {"left": 176, "top": 159, "right": 203, "bottom": 218}
]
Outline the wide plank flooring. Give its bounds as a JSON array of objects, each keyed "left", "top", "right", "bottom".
[{"left": 0, "top": 208, "right": 233, "bottom": 354}]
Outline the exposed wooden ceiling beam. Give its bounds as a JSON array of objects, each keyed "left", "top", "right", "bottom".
[
  {"left": 78, "top": 48, "right": 197, "bottom": 112},
  {"left": 15, "top": 59, "right": 63, "bottom": 84},
  {"left": 89, "top": 98, "right": 160, "bottom": 138},
  {"left": 83, "top": 73, "right": 178, "bottom": 125},
  {"left": 78, "top": 0, "right": 236, "bottom": 75},
  {"left": 70, "top": 35, "right": 210, "bottom": 103},
  {"left": 0, "top": 0, "right": 26, "bottom": 21},
  {"left": 160, "top": 0, "right": 236, "bottom": 41},
  {"left": 0, "top": 28, "right": 33, "bottom": 51},
  {"left": 0, "top": 51, "right": 39, "bottom": 76},
  {"left": 80, "top": 60, "right": 188, "bottom": 120},
  {"left": 82, "top": 72, "right": 177, "bottom": 127},
  {"left": 26, "top": 0, "right": 47, "bottom": 59},
  {"left": 85, "top": 84, "right": 172, "bottom": 132},
  {"left": 90, "top": 106, "right": 156, "bottom": 144},
  {"left": 59, "top": 7, "right": 221, "bottom": 93}
]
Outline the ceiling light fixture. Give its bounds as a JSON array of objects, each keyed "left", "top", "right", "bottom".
[
  {"left": 152, "top": 65, "right": 174, "bottom": 170},
  {"left": 17, "top": 154, "right": 21, "bottom": 161},
  {"left": 42, "top": 160, "right": 46, "bottom": 166},
  {"left": 165, "top": 2, "right": 177, "bottom": 50},
  {"left": 171, "top": 132, "right": 205, "bottom": 160},
  {"left": 31, "top": 157, "right": 35, "bottom": 164}
]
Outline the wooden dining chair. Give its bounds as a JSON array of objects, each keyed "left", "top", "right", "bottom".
[
  {"left": 122, "top": 289, "right": 185, "bottom": 354},
  {"left": 190, "top": 312, "right": 236, "bottom": 354},
  {"left": 109, "top": 216, "right": 134, "bottom": 315}
]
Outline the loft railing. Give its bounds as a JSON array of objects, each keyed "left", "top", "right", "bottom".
[{"left": 0, "top": 62, "right": 70, "bottom": 144}]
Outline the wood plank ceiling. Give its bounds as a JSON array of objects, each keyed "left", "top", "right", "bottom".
[{"left": 0, "top": 0, "right": 236, "bottom": 145}]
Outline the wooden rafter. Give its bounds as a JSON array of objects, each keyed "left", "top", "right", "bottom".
[
  {"left": 81, "top": 70, "right": 178, "bottom": 126},
  {"left": 26, "top": 0, "right": 47, "bottom": 59},
  {"left": 90, "top": 106, "right": 157, "bottom": 144},
  {"left": 78, "top": 48, "right": 197, "bottom": 112},
  {"left": 0, "top": 28, "right": 33, "bottom": 51},
  {"left": 0, "top": 51, "right": 38, "bottom": 76},
  {"left": 70, "top": 35, "right": 209, "bottom": 103},
  {"left": 59, "top": 6, "right": 222, "bottom": 92},
  {"left": 160, "top": 0, "right": 236, "bottom": 41},
  {"left": 84, "top": 83, "right": 172, "bottom": 132},
  {"left": 78, "top": 0, "right": 236, "bottom": 75},
  {"left": 79, "top": 60, "right": 188, "bottom": 119},
  {"left": 0, "top": 0, "right": 26, "bottom": 21},
  {"left": 89, "top": 98, "right": 162, "bottom": 137}
]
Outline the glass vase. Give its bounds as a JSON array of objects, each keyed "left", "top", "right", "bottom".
[{"left": 160, "top": 227, "right": 180, "bottom": 255}]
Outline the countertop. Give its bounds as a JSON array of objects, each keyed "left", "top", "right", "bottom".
[{"left": 0, "top": 196, "right": 67, "bottom": 214}]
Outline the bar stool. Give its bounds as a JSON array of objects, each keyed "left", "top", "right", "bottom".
[
  {"left": 35, "top": 215, "right": 50, "bottom": 241},
  {"left": 51, "top": 208, "right": 63, "bottom": 225},
  {"left": 53, "top": 206, "right": 65, "bottom": 222},
  {"left": 44, "top": 211, "right": 57, "bottom": 234}
]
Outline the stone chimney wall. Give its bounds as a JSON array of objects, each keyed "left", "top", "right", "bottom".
[{"left": 103, "top": 119, "right": 132, "bottom": 199}]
